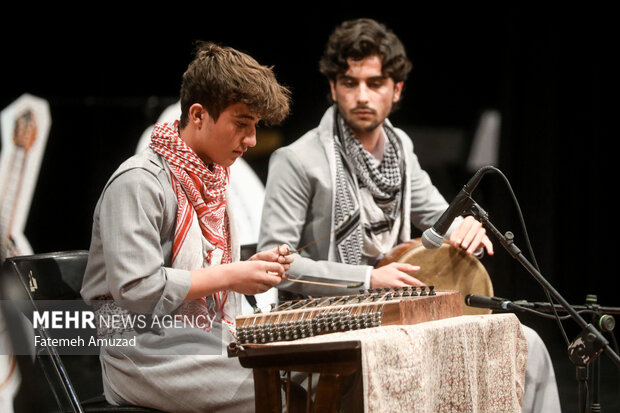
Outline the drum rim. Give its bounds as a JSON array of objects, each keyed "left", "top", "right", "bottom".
[{"left": 396, "top": 243, "right": 494, "bottom": 315}]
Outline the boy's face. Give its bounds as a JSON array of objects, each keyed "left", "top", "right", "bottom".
[
  {"left": 329, "top": 55, "right": 403, "bottom": 136},
  {"left": 192, "top": 103, "right": 259, "bottom": 167}
]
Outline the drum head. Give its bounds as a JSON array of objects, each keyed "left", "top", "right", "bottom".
[{"left": 398, "top": 243, "right": 493, "bottom": 315}]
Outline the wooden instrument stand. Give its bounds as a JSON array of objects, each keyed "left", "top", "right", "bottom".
[{"left": 229, "top": 340, "right": 362, "bottom": 413}]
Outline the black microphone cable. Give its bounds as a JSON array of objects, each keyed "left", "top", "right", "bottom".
[{"left": 481, "top": 167, "right": 570, "bottom": 346}]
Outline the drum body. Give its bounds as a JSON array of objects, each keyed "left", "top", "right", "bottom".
[{"left": 377, "top": 239, "right": 493, "bottom": 315}]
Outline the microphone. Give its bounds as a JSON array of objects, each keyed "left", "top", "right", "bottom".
[
  {"left": 465, "top": 294, "right": 518, "bottom": 311},
  {"left": 421, "top": 166, "right": 493, "bottom": 249}
]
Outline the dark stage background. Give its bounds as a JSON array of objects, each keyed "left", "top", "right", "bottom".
[{"left": 2, "top": 5, "right": 618, "bottom": 412}]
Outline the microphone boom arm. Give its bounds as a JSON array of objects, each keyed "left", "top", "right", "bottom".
[{"left": 468, "top": 201, "right": 620, "bottom": 370}]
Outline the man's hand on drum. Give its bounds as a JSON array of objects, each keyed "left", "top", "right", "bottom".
[
  {"left": 370, "top": 262, "right": 424, "bottom": 288},
  {"left": 449, "top": 216, "right": 494, "bottom": 256}
]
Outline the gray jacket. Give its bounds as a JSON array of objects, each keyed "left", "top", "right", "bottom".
[
  {"left": 81, "top": 148, "right": 191, "bottom": 312},
  {"left": 258, "top": 106, "right": 449, "bottom": 296},
  {"left": 80, "top": 149, "right": 253, "bottom": 411}
]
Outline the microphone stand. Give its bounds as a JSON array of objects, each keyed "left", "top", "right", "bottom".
[
  {"left": 585, "top": 295, "right": 606, "bottom": 413},
  {"left": 467, "top": 200, "right": 620, "bottom": 413},
  {"left": 511, "top": 295, "right": 617, "bottom": 412},
  {"left": 512, "top": 300, "right": 620, "bottom": 315}
]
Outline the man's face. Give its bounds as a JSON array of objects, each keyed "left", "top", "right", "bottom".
[
  {"left": 192, "top": 103, "right": 259, "bottom": 167},
  {"left": 329, "top": 55, "right": 403, "bottom": 136}
]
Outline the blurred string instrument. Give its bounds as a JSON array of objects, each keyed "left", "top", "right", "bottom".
[{"left": 0, "top": 110, "right": 37, "bottom": 258}]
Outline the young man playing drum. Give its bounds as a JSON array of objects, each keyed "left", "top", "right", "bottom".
[
  {"left": 259, "top": 18, "right": 491, "bottom": 295},
  {"left": 258, "top": 18, "right": 561, "bottom": 413}
]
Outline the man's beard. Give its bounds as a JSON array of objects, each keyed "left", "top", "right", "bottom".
[{"left": 338, "top": 106, "right": 383, "bottom": 136}]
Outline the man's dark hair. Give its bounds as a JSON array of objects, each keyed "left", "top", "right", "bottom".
[
  {"left": 319, "top": 18, "right": 412, "bottom": 84},
  {"left": 179, "top": 41, "right": 291, "bottom": 128}
]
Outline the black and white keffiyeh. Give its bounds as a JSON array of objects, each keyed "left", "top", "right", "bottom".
[{"left": 333, "top": 110, "right": 404, "bottom": 265}]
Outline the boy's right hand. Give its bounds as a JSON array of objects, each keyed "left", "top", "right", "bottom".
[{"left": 225, "top": 260, "right": 284, "bottom": 295}]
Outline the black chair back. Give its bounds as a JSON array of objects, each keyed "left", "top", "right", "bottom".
[{"left": 0, "top": 251, "right": 162, "bottom": 412}]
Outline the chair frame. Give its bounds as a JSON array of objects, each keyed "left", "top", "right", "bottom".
[{"left": 1, "top": 250, "right": 161, "bottom": 412}]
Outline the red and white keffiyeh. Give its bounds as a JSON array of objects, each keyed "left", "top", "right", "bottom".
[{"left": 150, "top": 121, "right": 232, "bottom": 329}]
